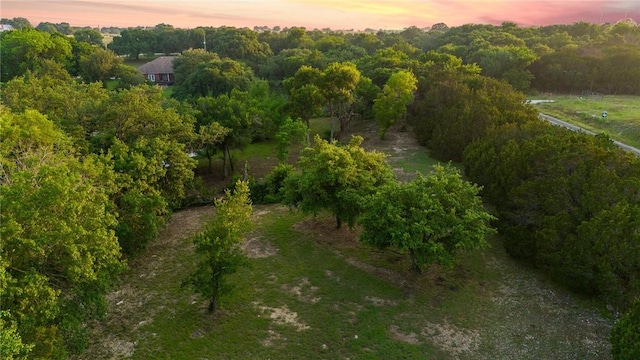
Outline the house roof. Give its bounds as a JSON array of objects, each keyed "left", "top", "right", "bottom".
[{"left": 137, "top": 56, "right": 176, "bottom": 74}]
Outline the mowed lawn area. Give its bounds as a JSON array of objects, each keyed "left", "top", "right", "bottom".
[
  {"left": 77, "top": 121, "right": 614, "bottom": 360},
  {"left": 531, "top": 94, "right": 640, "bottom": 149}
]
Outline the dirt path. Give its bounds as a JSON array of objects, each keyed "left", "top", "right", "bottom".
[{"left": 76, "top": 206, "right": 215, "bottom": 360}]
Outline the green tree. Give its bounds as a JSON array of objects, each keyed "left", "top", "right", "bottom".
[
  {"left": 283, "top": 65, "right": 325, "bottom": 133},
  {"left": 0, "top": 107, "right": 124, "bottom": 357},
  {"left": 36, "top": 22, "right": 58, "bottom": 33},
  {"left": 172, "top": 49, "right": 220, "bottom": 89},
  {"left": 471, "top": 45, "right": 538, "bottom": 91},
  {"left": 1, "top": 74, "right": 109, "bottom": 151},
  {"left": 206, "top": 26, "right": 273, "bottom": 70},
  {"left": 275, "top": 117, "right": 308, "bottom": 162},
  {"left": 107, "top": 28, "right": 155, "bottom": 59},
  {"left": 357, "top": 47, "right": 414, "bottom": 87},
  {"left": 114, "top": 64, "right": 148, "bottom": 89},
  {"left": 174, "top": 56, "right": 255, "bottom": 100},
  {"left": 360, "top": 165, "right": 495, "bottom": 272},
  {"left": 320, "top": 62, "right": 361, "bottom": 140},
  {"left": 0, "top": 29, "right": 73, "bottom": 80},
  {"left": 97, "top": 86, "right": 197, "bottom": 208},
  {"left": 373, "top": 70, "right": 417, "bottom": 138},
  {"left": 195, "top": 91, "right": 256, "bottom": 177},
  {"left": 73, "top": 28, "right": 103, "bottom": 46},
  {"left": 0, "top": 17, "right": 33, "bottom": 30},
  {"left": 106, "top": 138, "right": 170, "bottom": 255},
  {"left": 0, "top": 310, "right": 32, "bottom": 359},
  {"left": 195, "top": 121, "right": 230, "bottom": 173},
  {"left": 611, "top": 297, "right": 640, "bottom": 360},
  {"left": 78, "top": 47, "right": 123, "bottom": 84},
  {"left": 258, "top": 48, "right": 325, "bottom": 81},
  {"left": 284, "top": 135, "right": 395, "bottom": 228},
  {"left": 186, "top": 180, "right": 252, "bottom": 313}
]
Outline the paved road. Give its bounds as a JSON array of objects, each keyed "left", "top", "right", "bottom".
[{"left": 539, "top": 113, "right": 640, "bottom": 157}]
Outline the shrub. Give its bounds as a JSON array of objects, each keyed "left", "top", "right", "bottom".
[{"left": 611, "top": 297, "right": 640, "bottom": 359}]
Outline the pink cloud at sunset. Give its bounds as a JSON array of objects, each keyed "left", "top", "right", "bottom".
[{"left": 2, "top": 0, "right": 638, "bottom": 30}]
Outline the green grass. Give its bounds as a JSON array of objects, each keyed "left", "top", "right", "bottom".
[
  {"left": 531, "top": 94, "right": 640, "bottom": 149},
  {"left": 80, "top": 205, "right": 613, "bottom": 359},
  {"left": 111, "top": 209, "right": 449, "bottom": 359},
  {"left": 308, "top": 117, "right": 332, "bottom": 139},
  {"left": 393, "top": 149, "right": 441, "bottom": 174},
  {"left": 162, "top": 86, "right": 174, "bottom": 98},
  {"left": 78, "top": 122, "right": 614, "bottom": 359}
]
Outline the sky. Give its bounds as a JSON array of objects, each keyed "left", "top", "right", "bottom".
[{"left": 2, "top": 0, "right": 639, "bottom": 30}]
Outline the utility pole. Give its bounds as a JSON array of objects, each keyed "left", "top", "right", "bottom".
[{"left": 204, "top": 33, "right": 207, "bottom": 51}]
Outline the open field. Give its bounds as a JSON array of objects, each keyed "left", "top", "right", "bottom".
[
  {"left": 102, "top": 33, "right": 117, "bottom": 47},
  {"left": 76, "top": 122, "right": 614, "bottom": 359},
  {"left": 530, "top": 94, "right": 640, "bottom": 149}
]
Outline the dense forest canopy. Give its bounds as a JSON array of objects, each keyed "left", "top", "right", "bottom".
[{"left": 1, "top": 16, "right": 639, "bottom": 359}]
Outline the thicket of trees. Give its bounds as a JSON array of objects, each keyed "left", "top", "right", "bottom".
[
  {"left": 2, "top": 17, "right": 639, "bottom": 358},
  {"left": 462, "top": 122, "right": 640, "bottom": 307}
]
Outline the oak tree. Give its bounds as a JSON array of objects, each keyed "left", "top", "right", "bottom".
[
  {"left": 284, "top": 135, "right": 395, "bottom": 228},
  {"left": 360, "top": 165, "right": 495, "bottom": 272}
]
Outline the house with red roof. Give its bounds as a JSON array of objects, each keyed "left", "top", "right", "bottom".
[{"left": 137, "top": 56, "right": 176, "bottom": 86}]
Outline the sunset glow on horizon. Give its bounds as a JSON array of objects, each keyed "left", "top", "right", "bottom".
[{"left": 3, "top": 0, "right": 639, "bottom": 30}]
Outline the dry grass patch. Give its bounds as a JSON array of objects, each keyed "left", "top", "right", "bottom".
[
  {"left": 364, "top": 296, "right": 398, "bottom": 307},
  {"left": 389, "top": 325, "right": 422, "bottom": 345},
  {"left": 253, "top": 302, "right": 310, "bottom": 331},
  {"left": 242, "top": 235, "right": 278, "bottom": 258},
  {"left": 420, "top": 320, "right": 481, "bottom": 357},
  {"left": 282, "top": 277, "right": 321, "bottom": 304}
]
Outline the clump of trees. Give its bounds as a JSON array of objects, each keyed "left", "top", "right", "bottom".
[
  {"left": 1, "top": 107, "right": 125, "bottom": 358},
  {"left": 462, "top": 121, "right": 640, "bottom": 308},
  {"left": 277, "top": 135, "right": 495, "bottom": 271}
]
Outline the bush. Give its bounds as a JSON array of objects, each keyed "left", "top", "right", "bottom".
[
  {"left": 611, "top": 297, "right": 640, "bottom": 359},
  {"left": 249, "top": 163, "right": 294, "bottom": 204}
]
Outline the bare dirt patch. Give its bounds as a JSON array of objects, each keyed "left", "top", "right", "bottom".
[
  {"left": 420, "top": 320, "right": 480, "bottom": 357},
  {"left": 389, "top": 325, "right": 421, "bottom": 345},
  {"left": 292, "top": 216, "right": 360, "bottom": 249},
  {"left": 364, "top": 296, "right": 398, "bottom": 307},
  {"left": 253, "top": 302, "right": 310, "bottom": 331},
  {"left": 242, "top": 235, "right": 278, "bottom": 258},
  {"left": 282, "top": 277, "right": 321, "bottom": 304},
  {"left": 260, "top": 329, "right": 285, "bottom": 347},
  {"left": 351, "top": 120, "right": 426, "bottom": 181}
]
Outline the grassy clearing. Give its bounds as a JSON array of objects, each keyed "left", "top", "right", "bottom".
[
  {"left": 530, "top": 94, "right": 640, "bottom": 149},
  {"left": 78, "top": 206, "right": 613, "bottom": 359},
  {"left": 78, "top": 122, "right": 614, "bottom": 359},
  {"left": 101, "top": 33, "right": 117, "bottom": 47}
]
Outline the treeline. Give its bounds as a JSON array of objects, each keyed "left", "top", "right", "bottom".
[
  {"left": 1, "top": 18, "right": 639, "bottom": 358},
  {"left": 82, "top": 19, "right": 640, "bottom": 94},
  {"left": 3, "top": 17, "right": 639, "bottom": 94},
  {"left": 405, "top": 48, "right": 640, "bottom": 358},
  {"left": 412, "top": 58, "right": 640, "bottom": 307}
]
